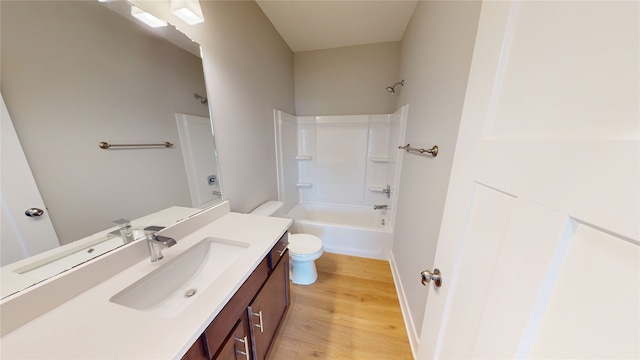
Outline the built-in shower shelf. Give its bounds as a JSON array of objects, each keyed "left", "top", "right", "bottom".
[
  {"left": 296, "top": 183, "right": 313, "bottom": 188},
  {"left": 295, "top": 155, "right": 313, "bottom": 160},
  {"left": 370, "top": 157, "right": 393, "bottom": 163}
]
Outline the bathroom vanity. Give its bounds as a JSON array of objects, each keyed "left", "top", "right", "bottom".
[
  {"left": 183, "top": 233, "right": 289, "bottom": 360},
  {"left": 0, "top": 201, "right": 292, "bottom": 359}
]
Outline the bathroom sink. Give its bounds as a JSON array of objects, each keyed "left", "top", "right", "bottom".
[{"left": 109, "top": 237, "right": 250, "bottom": 317}]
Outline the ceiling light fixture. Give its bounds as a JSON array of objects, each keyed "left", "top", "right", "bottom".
[
  {"left": 131, "top": 5, "right": 167, "bottom": 28},
  {"left": 171, "top": 0, "right": 204, "bottom": 25}
]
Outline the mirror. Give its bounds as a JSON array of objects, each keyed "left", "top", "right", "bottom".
[{"left": 0, "top": 0, "right": 222, "bottom": 297}]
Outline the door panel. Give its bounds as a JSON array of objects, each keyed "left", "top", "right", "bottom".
[
  {"left": 488, "top": 1, "right": 637, "bottom": 137},
  {"left": 418, "top": 1, "right": 639, "bottom": 358},
  {"left": 438, "top": 185, "right": 515, "bottom": 359},
  {"left": 471, "top": 200, "right": 573, "bottom": 358},
  {"left": 476, "top": 139, "right": 639, "bottom": 240},
  {"left": 1, "top": 93, "right": 59, "bottom": 265},
  {"left": 529, "top": 225, "right": 639, "bottom": 358}
]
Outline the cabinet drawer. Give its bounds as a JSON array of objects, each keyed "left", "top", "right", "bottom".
[{"left": 268, "top": 233, "right": 288, "bottom": 270}]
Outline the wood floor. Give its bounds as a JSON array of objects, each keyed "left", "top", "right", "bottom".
[{"left": 269, "top": 252, "right": 413, "bottom": 360}]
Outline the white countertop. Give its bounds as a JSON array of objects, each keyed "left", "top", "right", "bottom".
[{"left": 0, "top": 208, "right": 291, "bottom": 359}]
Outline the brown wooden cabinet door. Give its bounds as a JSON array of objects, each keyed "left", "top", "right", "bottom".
[
  {"left": 248, "top": 251, "right": 290, "bottom": 360},
  {"left": 182, "top": 335, "right": 208, "bottom": 360},
  {"left": 214, "top": 315, "right": 251, "bottom": 360},
  {"left": 204, "top": 257, "right": 269, "bottom": 358}
]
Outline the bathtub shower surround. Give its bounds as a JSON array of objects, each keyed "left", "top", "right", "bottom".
[
  {"left": 274, "top": 107, "right": 407, "bottom": 259},
  {"left": 274, "top": 110, "right": 300, "bottom": 213}
]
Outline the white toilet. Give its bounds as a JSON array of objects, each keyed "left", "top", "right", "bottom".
[{"left": 250, "top": 201, "right": 324, "bottom": 285}]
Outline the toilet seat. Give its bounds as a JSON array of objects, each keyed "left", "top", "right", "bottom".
[{"left": 288, "top": 234, "right": 323, "bottom": 257}]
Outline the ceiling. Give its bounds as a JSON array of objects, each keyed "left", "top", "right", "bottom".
[
  {"left": 255, "top": 0, "right": 418, "bottom": 53},
  {"left": 100, "top": 0, "right": 201, "bottom": 57}
]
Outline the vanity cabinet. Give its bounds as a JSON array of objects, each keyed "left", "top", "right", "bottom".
[
  {"left": 182, "top": 233, "right": 289, "bottom": 360},
  {"left": 248, "top": 243, "right": 289, "bottom": 360}
]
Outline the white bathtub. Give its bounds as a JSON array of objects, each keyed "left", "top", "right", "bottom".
[{"left": 285, "top": 202, "right": 392, "bottom": 260}]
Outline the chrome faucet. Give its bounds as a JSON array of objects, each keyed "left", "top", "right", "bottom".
[
  {"left": 373, "top": 205, "right": 388, "bottom": 210},
  {"left": 112, "top": 219, "right": 135, "bottom": 244},
  {"left": 144, "top": 226, "right": 177, "bottom": 262}
]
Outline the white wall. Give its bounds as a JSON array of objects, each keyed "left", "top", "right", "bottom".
[
  {"left": 1, "top": 1, "right": 209, "bottom": 244},
  {"left": 294, "top": 42, "right": 401, "bottom": 116},
  {"left": 131, "top": 0, "right": 296, "bottom": 214},
  {"left": 390, "top": 0, "right": 482, "bottom": 350}
]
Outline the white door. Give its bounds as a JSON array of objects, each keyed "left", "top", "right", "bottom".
[
  {"left": 1, "top": 93, "right": 60, "bottom": 266},
  {"left": 175, "top": 113, "right": 221, "bottom": 208},
  {"left": 418, "top": 1, "right": 639, "bottom": 359}
]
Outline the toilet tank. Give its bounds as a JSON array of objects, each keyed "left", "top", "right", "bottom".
[{"left": 250, "top": 201, "right": 285, "bottom": 217}]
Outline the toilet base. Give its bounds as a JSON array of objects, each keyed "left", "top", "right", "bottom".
[{"left": 290, "top": 258, "right": 318, "bottom": 285}]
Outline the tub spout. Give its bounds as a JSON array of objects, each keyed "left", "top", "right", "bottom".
[{"left": 373, "top": 205, "right": 388, "bottom": 210}]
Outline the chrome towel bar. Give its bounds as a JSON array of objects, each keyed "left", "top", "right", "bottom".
[
  {"left": 99, "top": 141, "right": 173, "bottom": 149},
  {"left": 398, "top": 143, "right": 438, "bottom": 157}
]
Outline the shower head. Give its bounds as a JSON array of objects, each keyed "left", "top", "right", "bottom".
[{"left": 386, "top": 80, "right": 404, "bottom": 94}]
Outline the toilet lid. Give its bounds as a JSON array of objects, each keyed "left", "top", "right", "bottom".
[{"left": 288, "top": 234, "right": 323, "bottom": 255}]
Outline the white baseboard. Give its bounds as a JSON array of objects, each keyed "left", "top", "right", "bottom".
[{"left": 389, "top": 251, "right": 419, "bottom": 358}]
